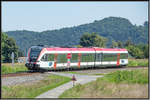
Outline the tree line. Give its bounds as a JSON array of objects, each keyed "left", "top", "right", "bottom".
[
  {"left": 79, "top": 32, "right": 148, "bottom": 59},
  {"left": 1, "top": 31, "right": 148, "bottom": 63}
]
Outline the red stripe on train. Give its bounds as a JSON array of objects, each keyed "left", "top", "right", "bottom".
[{"left": 46, "top": 48, "right": 127, "bottom": 51}]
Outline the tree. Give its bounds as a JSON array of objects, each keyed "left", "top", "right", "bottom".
[
  {"left": 94, "top": 33, "right": 107, "bottom": 47},
  {"left": 80, "top": 32, "right": 107, "bottom": 47},
  {"left": 1, "top": 32, "right": 19, "bottom": 63},
  {"left": 1, "top": 32, "right": 8, "bottom": 62},
  {"left": 111, "top": 40, "right": 118, "bottom": 48},
  {"left": 18, "top": 49, "right": 24, "bottom": 57},
  {"left": 126, "top": 45, "right": 144, "bottom": 59},
  {"left": 143, "top": 44, "right": 148, "bottom": 58},
  {"left": 124, "top": 38, "right": 134, "bottom": 47},
  {"left": 117, "top": 41, "right": 123, "bottom": 48},
  {"left": 79, "top": 33, "right": 93, "bottom": 47}
]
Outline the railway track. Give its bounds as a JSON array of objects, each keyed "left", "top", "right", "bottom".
[
  {"left": 1, "top": 71, "right": 41, "bottom": 78},
  {"left": 1, "top": 66, "right": 147, "bottom": 78}
]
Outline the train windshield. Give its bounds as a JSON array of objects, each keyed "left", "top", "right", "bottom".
[{"left": 29, "top": 48, "right": 42, "bottom": 62}]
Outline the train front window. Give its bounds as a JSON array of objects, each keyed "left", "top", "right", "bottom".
[{"left": 30, "top": 49, "right": 42, "bottom": 62}]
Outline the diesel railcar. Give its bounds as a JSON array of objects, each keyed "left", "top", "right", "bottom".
[{"left": 25, "top": 46, "right": 128, "bottom": 71}]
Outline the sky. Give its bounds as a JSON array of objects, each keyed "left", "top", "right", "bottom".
[{"left": 2, "top": 2, "right": 148, "bottom": 32}]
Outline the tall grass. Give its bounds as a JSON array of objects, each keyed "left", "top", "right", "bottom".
[
  {"left": 101, "top": 69, "right": 148, "bottom": 84},
  {"left": 128, "top": 59, "right": 148, "bottom": 67},
  {"left": 2, "top": 74, "right": 71, "bottom": 98},
  {"left": 59, "top": 69, "right": 148, "bottom": 98},
  {"left": 1, "top": 63, "right": 28, "bottom": 74}
]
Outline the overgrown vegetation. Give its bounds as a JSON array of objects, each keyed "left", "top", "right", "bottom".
[
  {"left": 128, "top": 59, "right": 148, "bottom": 67},
  {"left": 2, "top": 74, "right": 71, "bottom": 98},
  {"left": 59, "top": 69, "right": 148, "bottom": 98},
  {"left": 1, "top": 63, "right": 28, "bottom": 74},
  {"left": 102, "top": 69, "right": 148, "bottom": 84}
]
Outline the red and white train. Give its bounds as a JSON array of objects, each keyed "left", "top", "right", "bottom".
[{"left": 25, "top": 45, "right": 128, "bottom": 71}]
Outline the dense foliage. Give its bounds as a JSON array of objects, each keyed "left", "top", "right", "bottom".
[
  {"left": 80, "top": 32, "right": 107, "bottom": 47},
  {"left": 1, "top": 32, "right": 19, "bottom": 63},
  {"left": 5, "top": 17, "right": 148, "bottom": 55}
]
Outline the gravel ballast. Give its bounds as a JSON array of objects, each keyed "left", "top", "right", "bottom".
[{"left": 2, "top": 73, "right": 51, "bottom": 86}]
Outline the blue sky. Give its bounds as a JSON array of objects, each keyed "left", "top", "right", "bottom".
[{"left": 2, "top": 2, "right": 148, "bottom": 32}]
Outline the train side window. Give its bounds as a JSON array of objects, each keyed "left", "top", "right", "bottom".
[
  {"left": 57, "top": 54, "right": 67, "bottom": 63},
  {"left": 81, "top": 53, "right": 94, "bottom": 62},
  {"left": 102, "top": 53, "right": 117, "bottom": 61},
  {"left": 89, "top": 53, "right": 95, "bottom": 62},
  {"left": 71, "top": 53, "right": 78, "bottom": 63},
  {"left": 81, "top": 54, "right": 87, "bottom": 62},
  {"left": 41, "top": 54, "right": 54, "bottom": 61},
  {"left": 81, "top": 54, "right": 86, "bottom": 62},
  {"left": 47, "top": 54, "right": 55, "bottom": 61}
]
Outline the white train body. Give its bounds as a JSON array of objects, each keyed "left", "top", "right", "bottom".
[{"left": 25, "top": 46, "right": 128, "bottom": 71}]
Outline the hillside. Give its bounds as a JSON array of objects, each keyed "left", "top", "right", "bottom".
[{"left": 5, "top": 17, "right": 148, "bottom": 54}]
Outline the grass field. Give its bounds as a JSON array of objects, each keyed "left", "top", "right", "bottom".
[
  {"left": 128, "top": 59, "right": 148, "bottom": 67},
  {"left": 59, "top": 68, "right": 148, "bottom": 98},
  {"left": 2, "top": 74, "right": 71, "bottom": 98},
  {"left": 1, "top": 63, "right": 28, "bottom": 74}
]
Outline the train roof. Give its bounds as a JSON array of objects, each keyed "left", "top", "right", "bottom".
[{"left": 44, "top": 47, "right": 127, "bottom": 51}]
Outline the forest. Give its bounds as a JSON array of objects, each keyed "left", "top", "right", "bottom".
[{"left": 2, "top": 17, "right": 148, "bottom": 62}]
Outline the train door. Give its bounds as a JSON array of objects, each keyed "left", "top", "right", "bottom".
[
  {"left": 96, "top": 53, "right": 102, "bottom": 67},
  {"left": 95, "top": 49, "right": 102, "bottom": 67}
]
